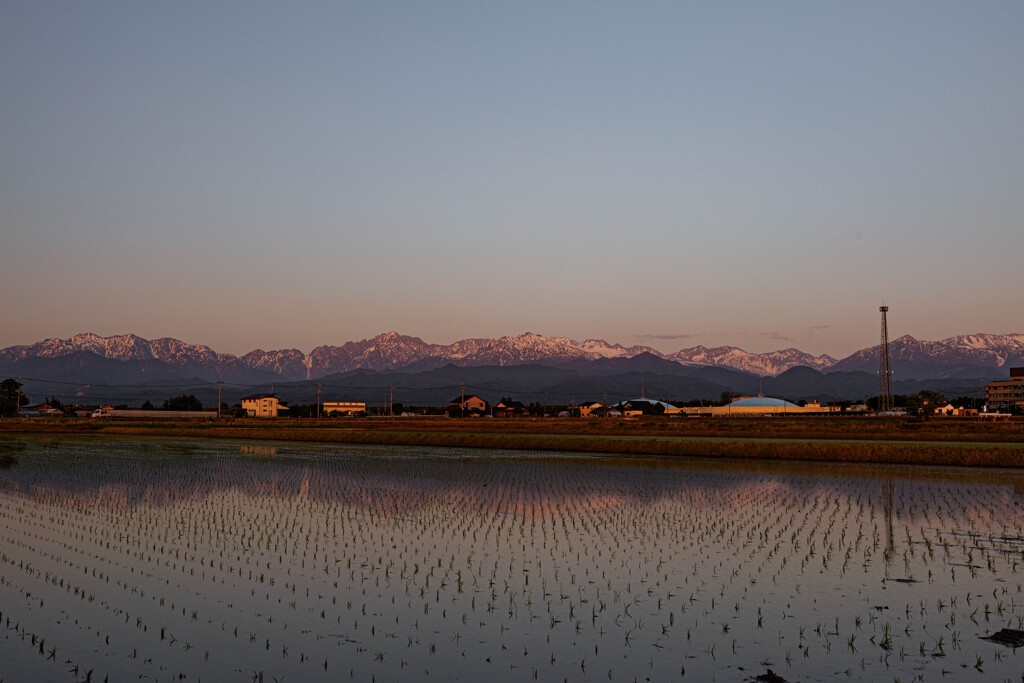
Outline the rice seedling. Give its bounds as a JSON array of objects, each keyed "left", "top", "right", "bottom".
[{"left": 0, "top": 434, "right": 1022, "bottom": 680}]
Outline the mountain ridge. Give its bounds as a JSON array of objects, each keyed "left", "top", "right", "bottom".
[{"left": 3, "top": 330, "right": 1023, "bottom": 383}]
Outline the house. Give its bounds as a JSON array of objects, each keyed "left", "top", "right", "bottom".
[
  {"left": 579, "top": 402, "right": 605, "bottom": 417},
  {"left": 620, "top": 403, "right": 647, "bottom": 418},
  {"left": 241, "top": 393, "right": 288, "bottom": 418},
  {"left": 933, "top": 404, "right": 976, "bottom": 417},
  {"left": 449, "top": 394, "right": 488, "bottom": 416},
  {"left": 24, "top": 403, "right": 63, "bottom": 416},
  {"left": 493, "top": 399, "right": 527, "bottom": 417},
  {"left": 613, "top": 398, "right": 682, "bottom": 417}
]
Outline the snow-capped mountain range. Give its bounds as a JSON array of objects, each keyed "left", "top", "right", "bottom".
[
  {"left": 829, "top": 333, "right": 1024, "bottom": 376},
  {"left": 3, "top": 331, "right": 1023, "bottom": 383},
  {"left": 667, "top": 346, "right": 836, "bottom": 376}
]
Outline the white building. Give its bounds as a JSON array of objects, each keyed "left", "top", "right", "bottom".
[{"left": 241, "top": 393, "right": 288, "bottom": 418}]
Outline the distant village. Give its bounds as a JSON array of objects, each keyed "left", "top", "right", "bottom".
[
  {"left": 230, "top": 391, "right": 997, "bottom": 420},
  {"left": 4, "top": 365, "right": 1021, "bottom": 420}
]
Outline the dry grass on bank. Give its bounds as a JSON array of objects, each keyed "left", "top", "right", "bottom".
[{"left": 2, "top": 416, "right": 1023, "bottom": 468}]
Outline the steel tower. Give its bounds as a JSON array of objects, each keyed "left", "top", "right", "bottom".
[{"left": 878, "top": 305, "right": 894, "bottom": 413}]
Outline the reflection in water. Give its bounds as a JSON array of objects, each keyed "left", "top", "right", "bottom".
[
  {"left": 884, "top": 477, "right": 894, "bottom": 566},
  {"left": 240, "top": 444, "right": 279, "bottom": 456},
  {"left": 0, "top": 435, "right": 1023, "bottom": 683},
  {"left": 0, "top": 440, "right": 23, "bottom": 468}
]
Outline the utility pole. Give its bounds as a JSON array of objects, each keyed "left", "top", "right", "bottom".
[
  {"left": 390, "top": 385, "right": 394, "bottom": 417},
  {"left": 317, "top": 383, "right": 322, "bottom": 419},
  {"left": 217, "top": 381, "right": 222, "bottom": 418},
  {"left": 603, "top": 392, "right": 607, "bottom": 418},
  {"left": 16, "top": 377, "right": 22, "bottom": 418},
  {"left": 461, "top": 383, "right": 465, "bottom": 419},
  {"left": 543, "top": 392, "right": 547, "bottom": 418}
]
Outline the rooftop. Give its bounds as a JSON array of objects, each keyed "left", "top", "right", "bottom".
[{"left": 728, "top": 397, "right": 801, "bottom": 408}]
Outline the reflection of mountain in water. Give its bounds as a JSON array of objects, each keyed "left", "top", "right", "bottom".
[
  {"left": 0, "top": 440, "right": 24, "bottom": 469},
  {"left": 2, "top": 437, "right": 1023, "bottom": 526}
]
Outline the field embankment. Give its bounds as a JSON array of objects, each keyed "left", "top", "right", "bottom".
[{"left": 3, "top": 416, "right": 1024, "bottom": 467}]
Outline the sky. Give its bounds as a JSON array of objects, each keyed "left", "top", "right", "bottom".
[{"left": 2, "top": 1, "right": 1022, "bottom": 358}]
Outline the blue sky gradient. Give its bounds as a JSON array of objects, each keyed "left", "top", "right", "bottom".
[{"left": 2, "top": 2, "right": 1022, "bottom": 356}]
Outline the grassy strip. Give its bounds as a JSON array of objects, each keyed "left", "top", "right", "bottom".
[
  {"left": 69, "top": 424, "right": 1024, "bottom": 468},
  {"left": 3, "top": 419, "right": 1023, "bottom": 467}
]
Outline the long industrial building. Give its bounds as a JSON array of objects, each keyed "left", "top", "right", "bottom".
[
  {"left": 322, "top": 401, "right": 367, "bottom": 415},
  {"left": 685, "top": 396, "right": 832, "bottom": 417}
]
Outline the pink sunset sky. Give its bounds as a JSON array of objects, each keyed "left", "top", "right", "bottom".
[{"left": 3, "top": 2, "right": 1022, "bottom": 358}]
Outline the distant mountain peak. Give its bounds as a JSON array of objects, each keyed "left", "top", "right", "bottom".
[
  {"left": 668, "top": 344, "right": 836, "bottom": 376},
  {"left": 4, "top": 330, "right": 1022, "bottom": 384}
]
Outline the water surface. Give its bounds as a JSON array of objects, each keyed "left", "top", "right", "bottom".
[{"left": 1, "top": 435, "right": 1023, "bottom": 682}]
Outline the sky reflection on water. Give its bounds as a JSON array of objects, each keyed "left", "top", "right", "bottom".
[{"left": 1, "top": 436, "right": 1023, "bottom": 682}]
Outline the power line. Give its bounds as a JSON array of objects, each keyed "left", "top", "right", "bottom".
[
  {"left": 12, "top": 377, "right": 221, "bottom": 388},
  {"left": 11, "top": 376, "right": 659, "bottom": 405}
]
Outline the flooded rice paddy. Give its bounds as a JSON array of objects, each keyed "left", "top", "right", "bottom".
[{"left": 1, "top": 436, "right": 1024, "bottom": 682}]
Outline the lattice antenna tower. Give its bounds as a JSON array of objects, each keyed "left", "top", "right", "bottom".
[{"left": 878, "top": 305, "right": 894, "bottom": 412}]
